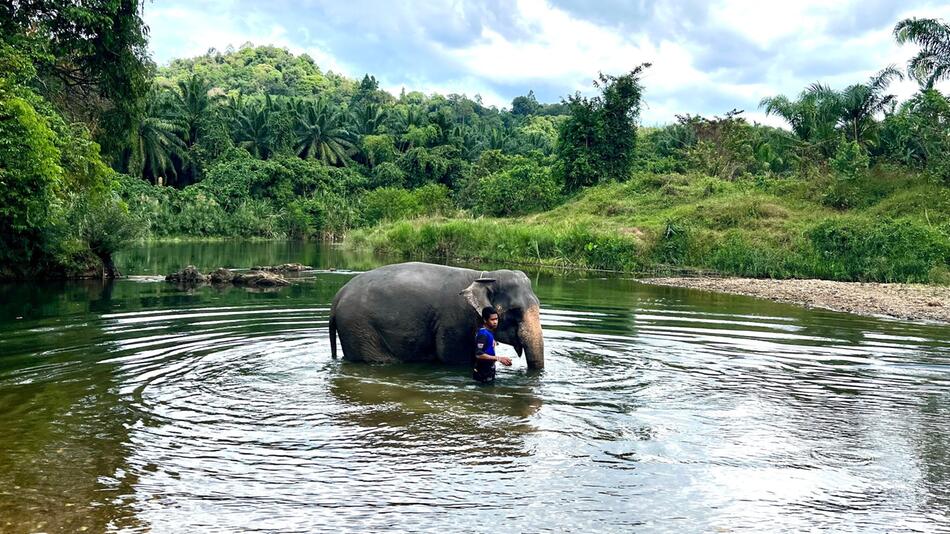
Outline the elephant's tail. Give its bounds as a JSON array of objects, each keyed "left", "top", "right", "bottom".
[{"left": 329, "top": 312, "right": 338, "bottom": 359}]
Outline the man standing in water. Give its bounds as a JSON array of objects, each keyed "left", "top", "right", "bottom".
[{"left": 473, "top": 306, "right": 512, "bottom": 383}]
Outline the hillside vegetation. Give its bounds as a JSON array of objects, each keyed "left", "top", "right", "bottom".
[
  {"left": 350, "top": 166, "right": 950, "bottom": 282},
  {"left": 1, "top": 5, "right": 948, "bottom": 282}
]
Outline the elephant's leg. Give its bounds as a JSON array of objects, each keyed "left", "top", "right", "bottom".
[{"left": 339, "top": 321, "right": 397, "bottom": 363}]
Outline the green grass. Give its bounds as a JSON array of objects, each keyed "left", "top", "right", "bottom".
[{"left": 347, "top": 170, "right": 950, "bottom": 283}]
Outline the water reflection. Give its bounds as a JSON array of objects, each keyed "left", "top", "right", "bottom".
[
  {"left": 328, "top": 362, "right": 543, "bottom": 462},
  {"left": 0, "top": 281, "right": 143, "bottom": 532}
]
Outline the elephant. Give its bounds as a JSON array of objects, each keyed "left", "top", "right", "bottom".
[{"left": 329, "top": 262, "right": 545, "bottom": 369}]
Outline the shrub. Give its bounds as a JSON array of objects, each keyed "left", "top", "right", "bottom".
[
  {"left": 281, "top": 199, "right": 312, "bottom": 239},
  {"left": 824, "top": 139, "right": 870, "bottom": 208},
  {"left": 362, "top": 187, "right": 420, "bottom": 225},
  {"left": 230, "top": 199, "right": 280, "bottom": 237},
  {"left": 173, "top": 189, "right": 229, "bottom": 236},
  {"left": 370, "top": 161, "right": 406, "bottom": 188},
  {"left": 653, "top": 218, "right": 693, "bottom": 265},
  {"left": 808, "top": 217, "right": 950, "bottom": 282},
  {"left": 473, "top": 161, "right": 561, "bottom": 217},
  {"left": 413, "top": 183, "right": 453, "bottom": 216},
  {"left": 62, "top": 190, "right": 141, "bottom": 276}
]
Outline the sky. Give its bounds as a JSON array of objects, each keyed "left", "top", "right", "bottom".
[{"left": 143, "top": 0, "right": 950, "bottom": 126}]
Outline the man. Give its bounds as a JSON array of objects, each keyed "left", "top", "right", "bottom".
[{"left": 473, "top": 306, "right": 512, "bottom": 383}]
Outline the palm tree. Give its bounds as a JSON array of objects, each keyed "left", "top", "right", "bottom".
[
  {"left": 894, "top": 17, "right": 950, "bottom": 89},
  {"left": 390, "top": 105, "right": 426, "bottom": 135},
  {"left": 351, "top": 103, "right": 388, "bottom": 135},
  {"left": 294, "top": 98, "right": 355, "bottom": 165},
  {"left": 836, "top": 66, "right": 903, "bottom": 143},
  {"left": 130, "top": 88, "right": 187, "bottom": 185},
  {"left": 232, "top": 97, "right": 277, "bottom": 159},
  {"left": 760, "top": 83, "right": 841, "bottom": 155},
  {"left": 169, "top": 74, "right": 219, "bottom": 145}
]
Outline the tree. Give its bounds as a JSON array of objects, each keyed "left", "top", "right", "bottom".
[
  {"left": 167, "top": 74, "right": 222, "bottom": 183},
  {"left": 1, "top": 0, "right": 152, "bottom": 160},
  {"left": 170, "top": 74, "right": 218, "bottom": 146},
  {"left": 762, "top": 67, "right": 901, "bottom": 150},
  {"left": 0, "top": 86, "right": 63, "bottom": 272},
  {"left": 511, "top": 90, "right": 541, "bottom": 116},
  {"left": 836, "top": 66, "right": 903, "bottom": 144},
  {"left": 894, "top": 17, "right": 950, "bottom": 89},
  {"left": 231, "top": 97, "right": 278, "bottom": 159},
  {"left": 128, "top": 88, "right": 187, "bottom": 185},
  {"left": 351, "top": 103, "right": 388, "bottom": 135},
  {"left": 294, "top": 98, "right": 355, "bottom": 165},
  {"left": 557, "top": 64, "right": 650, "bottom": 190},
  {"left": 760, "top": 83, "right": 842, "bottom": 156}
]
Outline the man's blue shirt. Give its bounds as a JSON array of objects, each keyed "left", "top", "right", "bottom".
[
  {"left": 473, "top": 327, "right": 497, "bottom": 382},
  {"left": 475, "top": 327, "right": 495, "bottom": 356}
]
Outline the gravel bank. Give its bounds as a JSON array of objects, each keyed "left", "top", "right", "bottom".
[{"left": 641, "top": 277, "right": 950, "bottom": 323}]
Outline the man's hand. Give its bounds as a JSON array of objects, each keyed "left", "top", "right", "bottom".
[{"left": 496, "top": 356, "right": 513, "bottom": 366}]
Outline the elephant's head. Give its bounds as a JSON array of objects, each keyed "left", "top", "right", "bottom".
[{"left": 460, "top": 270, "right": 544, "bottom": 369}]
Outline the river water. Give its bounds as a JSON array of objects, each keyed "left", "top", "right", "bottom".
[{"left": 0, "top": 242, "right": 948, "bottom": 533}]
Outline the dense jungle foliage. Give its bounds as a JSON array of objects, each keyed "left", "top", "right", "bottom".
[{"left": 1, "top": 3, "right": 949, "bottom": 282}]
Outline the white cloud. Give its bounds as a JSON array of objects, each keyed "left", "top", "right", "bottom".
[
  {"left": 143, "top": 0, "right": 950, "bottom": 124},
  {"left": 438, "top": 0, "right": 712, "bottom": 119},
  {"left": 144, "top": 3, "right": 349, "bottom": 74},
  {"left": 708, "top": 0, "right": 841, "bottom": 48}
]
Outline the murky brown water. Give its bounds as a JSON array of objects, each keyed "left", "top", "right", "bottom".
[{"left": 0, "top": 241, "right": 948, "bottom": 532}]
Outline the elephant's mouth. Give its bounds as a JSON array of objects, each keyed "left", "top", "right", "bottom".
[{"left": 513, "top": 340, "right": 524, "bottom": 357}]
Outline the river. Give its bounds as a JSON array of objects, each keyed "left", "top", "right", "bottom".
[{"left": 0, "top": 241, "right": 948, "bottom": 532}]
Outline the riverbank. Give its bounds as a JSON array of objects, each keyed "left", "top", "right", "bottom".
[
  {"left": 347, "top": 172, "right": 950, "bottom": 284},
  {"left": 641, "top": 277, "right": 950, "bottom": 323}
]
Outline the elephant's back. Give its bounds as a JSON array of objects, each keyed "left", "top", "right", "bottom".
[
  {"left": 334, "top": 262, "right": 477, "bottom": 307},
  {"left": 333, "top": 262, "right": 478, "bottom": 317}
]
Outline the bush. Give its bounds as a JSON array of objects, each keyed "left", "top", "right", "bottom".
[
  {"left": 281, "top": 199, "right": 312, "bottom": 239},
  {"left": 473, "top": 160, "right": 561, "bottom": 217},
  {"left": 653, "top": 218, "right": 693, "bottom": 265},
  {"left": 824, "top": 140, "right": 870, "bottom": 208},
  {"left": 173, "top": 189, "right": 229, "bottom": 235},
  {"left": 370, "top": 161, "right": 406, "bottom": 188},
  {"left": 808, "top": 217, "right": 950, "bottom": 282},
  {"left": 362, "top": 187, "right": 420, "bottom": 225},
  {"left": 62, "top": 190, "right": 141, "bottom": 276},
  {"left": 361, "top": 184, "right": 453, "bottom": 226},
  {"left": 413, "top": 183, "right": 453, "bottom": 216},
  {"left": 230, "top": 199, "right": 280, "bottom": 237}
]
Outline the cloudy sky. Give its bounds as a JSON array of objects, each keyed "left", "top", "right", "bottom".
[{"left": 143, "top": 0, "right": 950, "bottom": 126}]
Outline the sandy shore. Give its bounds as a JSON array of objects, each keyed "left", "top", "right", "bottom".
[{"left": 640, "top": 277, "right": 950, "bottom": 324}]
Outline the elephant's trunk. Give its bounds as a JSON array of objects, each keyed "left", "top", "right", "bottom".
[{"left": 518, "top": 305, "right": 544, "bottom": 369}]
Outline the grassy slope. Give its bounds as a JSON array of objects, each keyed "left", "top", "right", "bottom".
[{"left": 347, "top": 168, "right": 950, "bottom": 283}]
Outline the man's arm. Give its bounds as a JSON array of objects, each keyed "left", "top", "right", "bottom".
[{"left": 475, "top": 333, "right": 512, "bottom": 366}]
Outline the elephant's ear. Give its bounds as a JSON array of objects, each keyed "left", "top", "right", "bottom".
[{"left": 459, "top": 278, "right": 494, "bottom": 316}]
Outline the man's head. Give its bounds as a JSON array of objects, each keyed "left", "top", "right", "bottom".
[{"left": 481, "top": 306, "right": 499, "bottom": 330}]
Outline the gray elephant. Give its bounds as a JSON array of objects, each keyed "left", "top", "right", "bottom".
[{"left": 329, "top": 262, "right": 544, "bottom": 369}]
